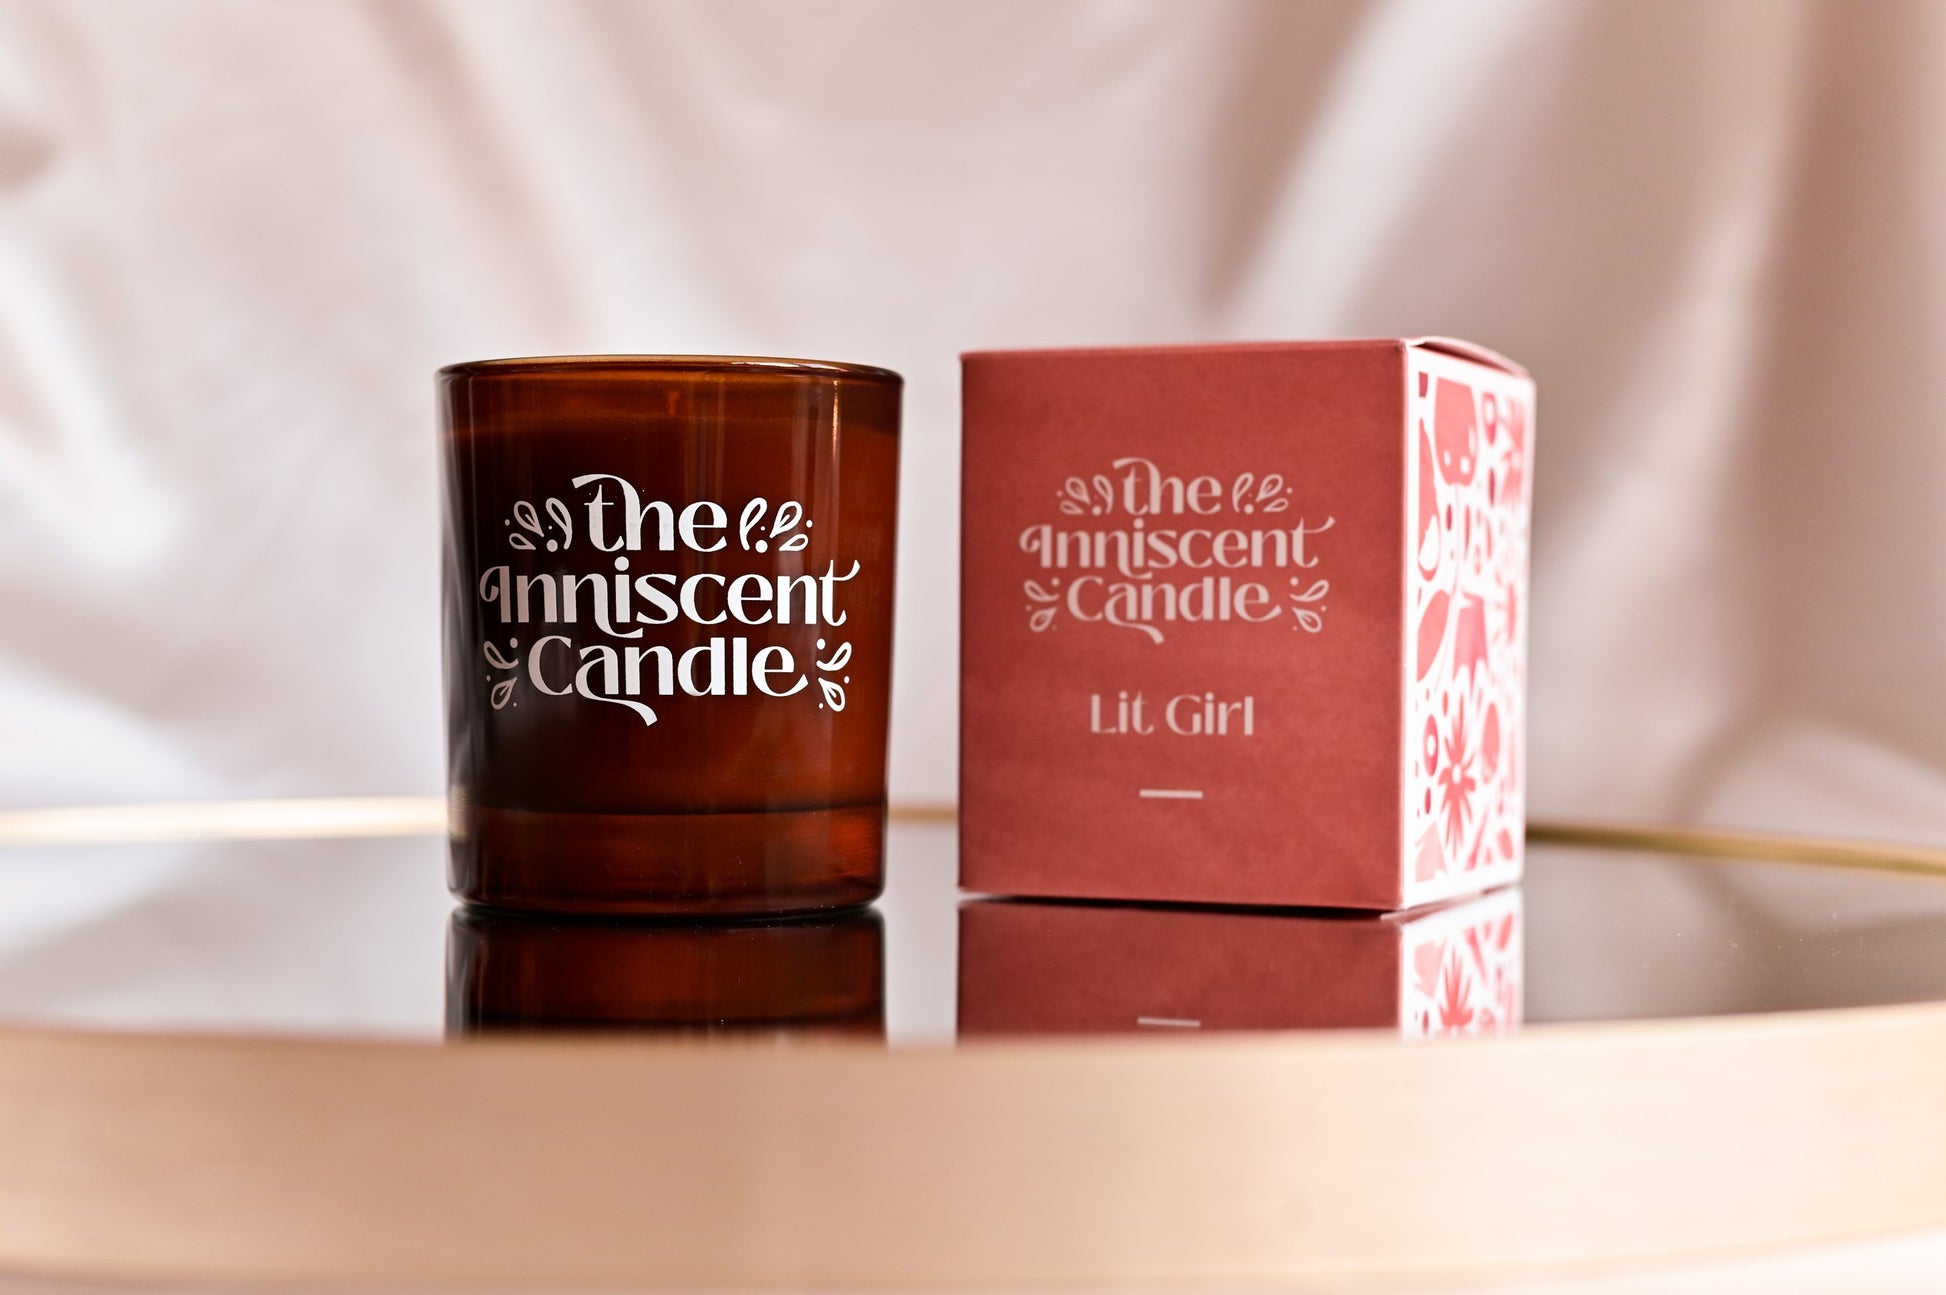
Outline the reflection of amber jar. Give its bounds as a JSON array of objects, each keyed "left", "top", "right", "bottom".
[
  {"left": 446, "top": 908, "right": 884, "bottom": 1038},
  {"left": 440, "top": 356, "right": 900, "bottom": 917}
]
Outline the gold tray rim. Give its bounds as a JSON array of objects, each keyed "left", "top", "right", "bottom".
[{"left": 4, "top": 795, "right": 1943, "bottom": 878}]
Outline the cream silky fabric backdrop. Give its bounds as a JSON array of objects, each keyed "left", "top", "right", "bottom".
[{"left": 0, "top": 0, "right": 1943, "bottom": 839}]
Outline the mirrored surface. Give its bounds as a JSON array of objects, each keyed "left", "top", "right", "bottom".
[{"left": 0, "top": 819, "right": 1942, "bottom": 1042}]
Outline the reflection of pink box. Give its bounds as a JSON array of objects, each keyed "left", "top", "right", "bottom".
[
  {"left": 958, "top": 888, "right": 1522, "bottom": 1039},
  {"left": 960, "top": 340, "right": 1534, "bottom": 911}
]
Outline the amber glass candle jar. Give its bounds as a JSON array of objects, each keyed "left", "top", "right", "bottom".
[
  {"left": 440, "top": 356, "right": 900, "bottom": 916},
  {"left": 445, "top": 908, "right": 885, "bottom": 1037}
]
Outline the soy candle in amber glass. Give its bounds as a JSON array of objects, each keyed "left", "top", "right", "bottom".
[{"left": 440, "top": 356, "right": 900, "bottom": 916}]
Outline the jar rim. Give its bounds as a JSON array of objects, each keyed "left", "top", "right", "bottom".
[{"left": 438, "top": 354, "right": 902, "bottom": 384}]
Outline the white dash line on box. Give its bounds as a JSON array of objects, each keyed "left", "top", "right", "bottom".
[
  {"left": 1138, "top": 788, "right": 1204, "bottom": 800},
  {"left": 1137, "top": 1016, "right": 1202, "bottom": 1029}
]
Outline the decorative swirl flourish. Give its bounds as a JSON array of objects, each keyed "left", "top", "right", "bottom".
[
  {"left": 736, "top": 498, "right": 812, "bottom": 553},
  {"left": 1289, "top": 578, "right": 1328, "bottom": 633},
  {"left": 813, "top": 638, "right": 851, "bottom": 712},
  {"left": 482, "top": 639, "right": 521, "bottom": 709},
  {"left": 507, "top": 498, "right": 573, "bottom": 552},
  {"left": 1024, "top": 579, "right": 1061, "bottom": 632}
]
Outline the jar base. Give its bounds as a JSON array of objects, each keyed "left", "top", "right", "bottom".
[{"left": 451, "top": 802, "right": 886, "bottom": 917}]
